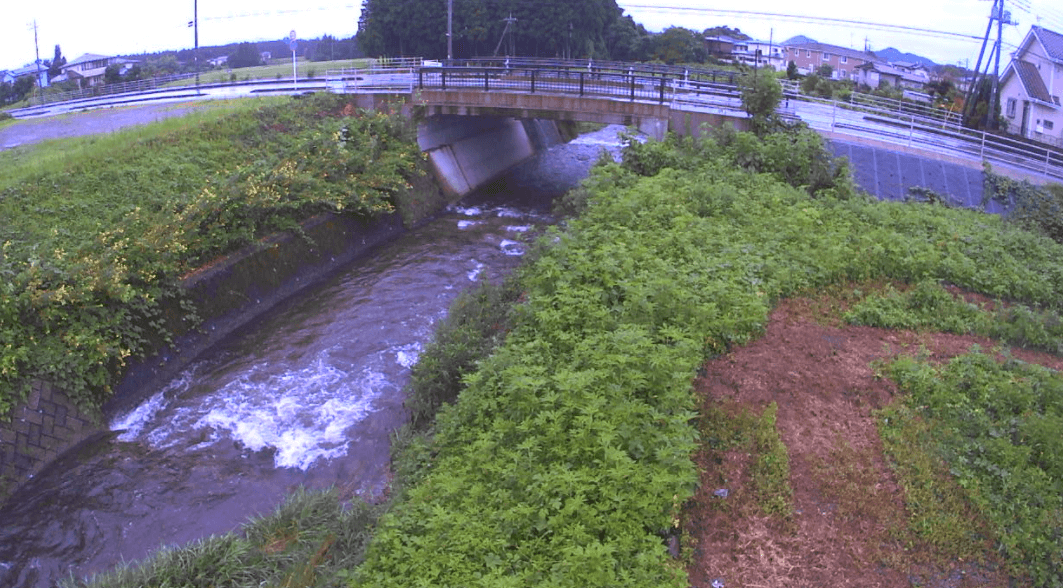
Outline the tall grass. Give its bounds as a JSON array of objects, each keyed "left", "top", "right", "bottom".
[
  {"left": 0, "top": 93, "right": 424, "bottom": 415},
  {"left": 68, "top": 489, "right": 381, "bottom": 588}
]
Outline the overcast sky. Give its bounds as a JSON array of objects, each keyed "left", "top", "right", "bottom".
[{"left": 3, "top": 0, "right": 1062, "bottom": 72}]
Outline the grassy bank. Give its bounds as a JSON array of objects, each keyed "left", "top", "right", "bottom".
[
  {"left": 0, "top": 94, "right": 426, "bottom": 416},
  {"left": 348, "top": 125, "right": 1063, "bottom": 586},
  {"left": 57, "top": 120, "right": 1063, "bottom": 586}
]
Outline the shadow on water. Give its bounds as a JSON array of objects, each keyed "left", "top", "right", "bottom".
[{"left": 0, "top": 124, "right": 627, "bottom": 588}]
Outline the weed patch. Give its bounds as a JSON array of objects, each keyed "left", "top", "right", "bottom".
[
  {"left": 70, "top": 489, "right": 381, "bottom": 588},
  {"left": 0, "top": 94, "right": 424, "bottom": 415},
  {"left": 882, "top": 352, "right": 1063, "bottom": 585}
]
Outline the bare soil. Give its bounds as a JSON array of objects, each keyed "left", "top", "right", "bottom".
[{"left": 683, "top": 288, "right": 1063, "bottom": 588}]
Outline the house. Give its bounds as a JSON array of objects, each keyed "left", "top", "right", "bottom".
[
  {"left": 9, "top": 62, "right": 49, "bottom": 87},
  {"left": 736, "top": 40, "right": 786, "bottom": 71},
  {"left": 58, "top": 53, "right": 138, "bottom": 88},
  {"left": 705, "top": 36, "right": 787, "bottom": 71},
  {"left": 782, "top": 41, "right": 881, "bottom": 80},
  {"left": 704, "top": 36, "right": 741, "bottom": 59},
  {"left": 999, "top": 25, "right": 1063, "bottom": 144},
  {"left": 854, "top": 62, "right": 927, "bottom": 90},
  {"left": 891, "top": 61, "right": 931, "bottom": 81},
  {"left": 1, "top": 70, "right": 16, "bottom": 85},
  {"left": 208, "top": 55, "right": 229, "bottom": 67}
]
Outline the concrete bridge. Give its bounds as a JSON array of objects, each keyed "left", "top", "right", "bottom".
[{"left": 328, "top": 59, "right": 1062, "bottom": 201}]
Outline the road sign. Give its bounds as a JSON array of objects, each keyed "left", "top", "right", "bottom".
[
  {"left": 290, "top": 30, "right": 297, "bottom": 42},
  {"left": 289, "top": 39, "right": 298, "bottom": 52}
]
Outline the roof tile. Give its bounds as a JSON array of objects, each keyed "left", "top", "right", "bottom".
[
  {"left": 1014, "top": 60, "right": 1054, "bottom": 104},
  {"left": 1033, "top": 26, "right": 1063, "bottom": 62}
]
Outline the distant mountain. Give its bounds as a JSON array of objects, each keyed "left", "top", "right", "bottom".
[
  {"left": 781, "top": 35, "right": 817, "bottom": 45},
  {"left": 874, "top": 47, "right": 937, "bottom": 66}
]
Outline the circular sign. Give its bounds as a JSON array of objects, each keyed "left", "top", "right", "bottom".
[
  {"left": 289, "top": 39, "right": 298, "bottom": 52},
  {"left": 290, "top": 30, "right": 297, "bottom": 42}
]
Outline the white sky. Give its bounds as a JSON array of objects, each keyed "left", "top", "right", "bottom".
[{"left": 3, "top": 0, "right": 1063, "bottom": 72}]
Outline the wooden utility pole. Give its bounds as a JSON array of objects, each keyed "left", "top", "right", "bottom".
[{"left": 447, "top": 0, "right": 453, "bottom": 61}]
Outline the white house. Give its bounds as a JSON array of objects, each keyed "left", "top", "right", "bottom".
[{"left": 999, "top": 25, "right": 1063, "bottom": 145}]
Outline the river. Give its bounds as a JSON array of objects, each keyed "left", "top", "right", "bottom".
[{"left": 0, "top": 124, "right": 625, "bottom": 588}]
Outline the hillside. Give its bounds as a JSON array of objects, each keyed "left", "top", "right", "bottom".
[{"left": 874, "top": 46, "right": 938, "bottom": 66}]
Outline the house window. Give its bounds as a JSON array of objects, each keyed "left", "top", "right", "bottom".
[
  {"left": 822, "top": 52, "right": 831, "bottom": 61},
  {"left": 806, "top": 50, "right": 811, "bottom": 58},
  {"left": 1045, "top": 120, "right": 1055, "bottom": 130},
  {"left": 1054, "top": 96, "right": 1061, "bottom": 106},
  {"left": 1006, "top": 97, "right": 1017, "bottom": 118},
  {"left": 841, "top": 56, "right": 848, "bottom": 63}
]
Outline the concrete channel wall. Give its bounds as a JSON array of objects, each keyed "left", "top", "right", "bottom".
[{"left": 0, "top": 107, "right": 566, "bottom": 503}]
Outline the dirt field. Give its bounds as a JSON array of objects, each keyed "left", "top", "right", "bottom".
[{"left": 683, "top": 288, "right": 1063, "bottom": 588}]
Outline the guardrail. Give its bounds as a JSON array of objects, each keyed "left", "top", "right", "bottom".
[
  {"left": 802, "top": 94, "right": 1063, "bottom": 181},
  {"left": 28, "top": 73, "right": 198, "bottom": 106}
]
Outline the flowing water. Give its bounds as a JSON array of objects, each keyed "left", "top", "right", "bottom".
[{"left": 0, "top": 124, "right": 625, "bottom": 588}]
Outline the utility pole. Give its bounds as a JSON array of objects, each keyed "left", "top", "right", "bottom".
[
  {"left": 988, "top": 0, "right": 1014, "bottom": 130},
  {"left": 194, "top": 0, "right": 200, "bottom": 90},
  {"left": 493, "top": 13, "right": 517, "bottom": 57},
  {"left": 29, "top": 20, "right": 42, "bottom": 101},
  {"left": 447, "top": 0, "right": 453, "bottom": 61}
]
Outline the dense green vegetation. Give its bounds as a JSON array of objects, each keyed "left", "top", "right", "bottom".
[
  {"left": 71, "top": 489, "right": 381, "bottom": 588},
  {"left": 0, "top": 94, "right": 425, "bottom": 416},
  {"left": 346, "top": 124, "right": 1063, "bottom": 586},
  {"left": 845, "top": 280, "right": 1063, "bottom": 354},
  {"left": 18, "top": 104, "right": 1063, "bottom": 586},
  {"left": 882, "top": 353, "right": 1063, "bottom": 585}
]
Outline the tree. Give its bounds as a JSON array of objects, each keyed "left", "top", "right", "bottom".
[
  {"left": 48, "top": 45, "right": 66, "bottom": 78},
  {"left": 228, "top": 42, "right": 262, "bottom": 68},
  {"left": 739, "top": 70, "right": 783, "bottom": 135},
  {"left": 104, "top": 64, "right": 123, "bottom": 84},
  {"left": 816, "top": 64, "right": 833, "bottom": 78},
  {"left": 649, "top": 27, "right": 706, "bottom": 64},
  {"left": 786, "top": 60, "right": 798, "bottom": 80}
]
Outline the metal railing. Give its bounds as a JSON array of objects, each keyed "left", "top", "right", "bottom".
[
  {"left": 415, "top": 66, "right": 680, "bottom": 104},
  {"left": 802, "top": 94, "right": 1063, "bottom": 180},
  {"left": 28, "top": 73, "right": 198, "bottom": 106}
]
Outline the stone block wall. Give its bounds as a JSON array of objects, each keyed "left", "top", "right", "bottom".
[{"left": 0, "top": 380, "right": 100, "bottom": 499}]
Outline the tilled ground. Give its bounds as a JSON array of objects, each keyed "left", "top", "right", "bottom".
[{"left": 684, "top": 291, "right": 1063, "bottom": 588}]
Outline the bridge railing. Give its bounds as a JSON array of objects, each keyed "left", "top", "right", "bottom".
[
  {"left": 416, "top": 66, "right": 681, "bottom": 104},
  {"left": 450, "top": 57, "right": 739, "bottom": 85}
]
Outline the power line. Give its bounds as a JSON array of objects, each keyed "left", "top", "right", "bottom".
[
  {"left": 198, "top": 5, "right": 357, "bottom": 22},
  {"left": 619, "top": 5, "right": 987, "bottom": 43}
]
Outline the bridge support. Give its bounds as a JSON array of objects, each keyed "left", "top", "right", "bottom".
[{"left": 417, "top": 115, "right": 561, "bottom": 198}]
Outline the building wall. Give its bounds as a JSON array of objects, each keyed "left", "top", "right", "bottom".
[
  {"left": 782, "top": 46, "right": 872, "bottom": 79},
  {"left": 1002, "top": 38, "right": 1062, "bottom": 144}
]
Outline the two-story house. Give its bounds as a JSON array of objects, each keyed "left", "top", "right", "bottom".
[
  {"left": 999, "top": 25, "right": 1063, "bottom": 145},
  {"left": 54, "top": 53, "right": 138, "bottom": 88},
  {"left": 782, "top": 41, "right": 881, "bottom": 80}
]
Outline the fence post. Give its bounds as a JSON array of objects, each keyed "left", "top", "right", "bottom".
[
  {"left": 484, "top": 69, "right": 489, "bottom": 91},
  {"left": 909, "top": 115, "right": 914, "bottom": 148},
  {"left": 630, "top": 74, "right": 635, "bottom": 101},
  {"left": 1046, "top": 149, "right": 1052, "bottom": 179},
  {"left": 981, "top": 130, "right": 986, "bottom": 159},
  {"left": 659, "top": 76, "right": 666, "bottom": 103},
  {"left": 579, "top": 71, "right": 584, "bottom": 96},
  {"left": 418, "top": 69, "right": 423, "bottom": 88},
  {"left": 441, "top": 70, "right": 446, "bottom": 90},
  {"left": 530, "top": 70, "right": 536, "bottom": 94}
]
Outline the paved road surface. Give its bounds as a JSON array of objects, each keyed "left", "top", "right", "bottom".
[{"left": 0, "top": 103, "right": 212, "bottom": 150}]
